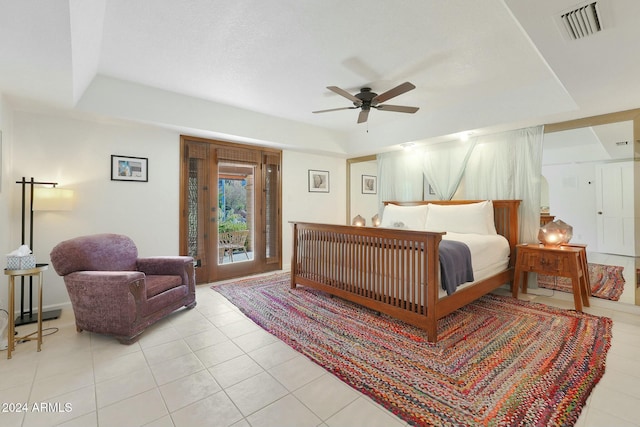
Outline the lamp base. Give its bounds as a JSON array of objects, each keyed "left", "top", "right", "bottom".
[{"left": 14, "top": 309, "right": 61, "bottom": 326}]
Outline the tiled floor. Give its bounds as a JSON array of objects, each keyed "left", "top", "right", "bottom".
[{"left": 0, "top": 261, "right": 639, "bottom": 427}]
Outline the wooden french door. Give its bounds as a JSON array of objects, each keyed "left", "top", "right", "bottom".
[{"left": 179, "top": 136, "right": 282, "bottom": 283}]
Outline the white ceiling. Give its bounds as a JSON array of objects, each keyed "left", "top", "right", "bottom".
[{"left": 1, "top": 0, "right": 639, "bottom": 156}]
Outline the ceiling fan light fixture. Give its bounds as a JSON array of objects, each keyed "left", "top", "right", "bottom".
[{"left": 313, "top": 82, "right": 419, "bottom": 124}]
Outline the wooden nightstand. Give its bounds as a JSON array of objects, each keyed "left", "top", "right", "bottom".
[{"left": 512, "top": 244, "right": 590, "bottom": 312}]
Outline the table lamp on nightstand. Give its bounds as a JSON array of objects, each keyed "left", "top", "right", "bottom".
[
  {"left": 538, "top": 219, "right": 573, "bottom": 247},
  {"left": 352, "top": 215, "right": 366, "bottom": 227}
]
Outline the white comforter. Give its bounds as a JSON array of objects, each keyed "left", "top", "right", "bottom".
[{"left": 442, "top": 232, "right": 510, "bottom": 283}]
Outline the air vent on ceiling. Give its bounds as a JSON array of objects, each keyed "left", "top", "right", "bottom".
[{"left": 560, "top": 2, "right": 602, "bottom": 40}]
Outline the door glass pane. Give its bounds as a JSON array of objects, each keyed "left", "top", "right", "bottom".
[
  {"left": 218, "top": 162, "right": 255, "bottom": 264},
  {"left": 187, "top": 157, "right": 205, "bottom": 267},
  {"left": 264, "top": 158, "right": 279, "bottom": 262}
]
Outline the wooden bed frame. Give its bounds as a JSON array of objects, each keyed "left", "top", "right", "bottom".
[{"left": 290, "top": 200, "right": 520, "bottom": 343}]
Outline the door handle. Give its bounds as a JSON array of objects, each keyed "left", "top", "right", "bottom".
[{"left": 597, "top": 211, "right": 603, "bottom": 215}]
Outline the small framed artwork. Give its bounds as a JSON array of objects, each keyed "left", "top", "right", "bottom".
[
  {"left": 362, "top": 175, "right": 377, "bottom": 194},
  {"left": 111, "top": 155, "right": 148, "bottom": 182},
  {"left": 308, "top": 169, "right": 329, "bottom": 193}
]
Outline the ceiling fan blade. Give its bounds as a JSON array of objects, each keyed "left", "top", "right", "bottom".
[
  {"left": 312, "top": 106, "right": 358, "bottom": 113},
  {"left": 375, "top": 104, "right": 419, "bottom": 113},
  {"left": 371, "top": 82, "right": 416, "bottom": 105},
  {"left": 357, "top": 109, "right": 369, "bottom": 124},
  {"left": 327, "top": 86, "right": 362, "bottom": 105}
]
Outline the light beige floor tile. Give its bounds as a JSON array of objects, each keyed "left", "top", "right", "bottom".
[
  {"left": 142, "top": 338, "right": 192, "bottom": 366},
  {"left": 208, "top": 354, "right": 264, "bottom": 388},
  {"left": 268, "top": 354, "right": 326, "bottom": 391},
  {"left": 143, "top": 414, "right": 176, "bottom": 427},
  {"left": 170, "top": 391, "right": 243, "bottom": 427},
  {"left": 30, "top": 366, "right": 94, "bottom": 402},
  {"left": 149, "top": 352, "right": 205, "bottom": 385},
  {"left": 232, "top": 328, "right": 279, "bottom": 353},
  {"left": 588, "top": 379, "right": 640, "bottom": 425},
  {"left": 138, "top": 326, "right": 182, "bottom": 349},
  {"left": 246, "top": 394, "right": 322, "bottom": 427},
  {"left": 183, "top": 328, "right": 229, "bottom": 352},
  {"left": 206, "top": 310, "right": 248, "bottom": 327},
  {"left": 22, "top": 384, "right": 96, "bottom": 427},
  {"left": 248, "top": 340, "right": 299, "bottom": 370},
  {"left": 96, "top": 366, "right": 157, "bottom": 408},
  {"left": 224, "top": 371, "right": 288, "bottom": 416},
  {"left": 581, "top": 406, "right": 640, "bottom": 427},
  {"left": 93, "top": 349, "right": 149, "bottom": 383},
  {"left": 33, "top": 349, "right": 93, "bottom": 381},
  {"left": 90, "top": 336, "right": 142, "bottom": 361},
  {"left": 194, "top": 339, "right": 244, "bottom": 367},
  {"left": 294, "top": 373, "right": 361, "bottom": 420},
  {"left": 325, "top": 397, "right": 405, "bottom": 427},
  {"left": 158, "top": 369, "right": 221, "bottom": 412},
  {"left": 216, "top": 318, "right": 262, "bottom": 338},
  {"left": 57, "top": 411, "right": 98, "bottom": 427},
  {"left": 97, "top": 388, "right": 168, "bottom": 427}
]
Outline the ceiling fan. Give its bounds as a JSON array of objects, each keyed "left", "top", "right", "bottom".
[{"left": 313, "top": 82, "right": 419, "bottom": 124}]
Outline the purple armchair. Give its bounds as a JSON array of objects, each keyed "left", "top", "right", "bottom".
[{"left": 50, "top": 233, "right": 196, "bottom": 344}]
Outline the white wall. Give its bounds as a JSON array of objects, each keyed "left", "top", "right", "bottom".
[
  {"left": 281, "top": 150, "right": 346, "bottom": 269},
  {"left": 542, "top": 163, "right": 598, "bottom": 247},
  {"left": 4, "top": 108, "right": 346, "bottom": 313},
  {"left": 8, "top": 110, "right": 183, "bottom": 312},
  {"left": 0, "top": 95, "right": 12, "bottom": 262},
  {"left": 350, "top": 160, "right": 379, "bottom": 223}
]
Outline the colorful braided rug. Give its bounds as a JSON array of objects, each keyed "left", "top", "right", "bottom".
[
  {"left": 538, "top": 263, "right": 625, "bottom": 301},
  {"left": 213, "top": 272, "right": 612, "bottom": 427}
]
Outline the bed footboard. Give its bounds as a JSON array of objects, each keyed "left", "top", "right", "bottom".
[
  {"left": 291, "top": 222, "right": 444, "bottom": 341},
  {"left": 290, "top": 200, "right": 520, "bottom": 343}
]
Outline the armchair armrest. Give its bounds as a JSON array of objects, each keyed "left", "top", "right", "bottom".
[
  {"left": 137, "top": 256, "right": 194, "bottom": 277},
  {"left": 63, "top": 271, "right": 146, "bottom": 335}
]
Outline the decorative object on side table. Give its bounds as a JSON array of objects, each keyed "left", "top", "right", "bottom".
[
  {"left": 538, "top": 219, "right": 573, "bottom": 247},
  {"left": 352, "top": 215, "right": 366, "bottom": 226}
]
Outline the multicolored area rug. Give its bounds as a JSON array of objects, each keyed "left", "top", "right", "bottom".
[
  {"left": 538, "top": 263, "right": 625, "bottom": 301},
  {"left": 213, "top": 272, "right": 612, "bottom": 427}
]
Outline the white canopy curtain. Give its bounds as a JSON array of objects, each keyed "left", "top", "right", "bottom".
[
  {"left": 375, "top": 125, "right": 543, "bottom": 242},
  {"left": 421, "top": 138, "right": 477, "bottom": 200},
  {"left": 377, "top": 150, "right": 423, "bottom": 210},
  {"left": 463, "top": 126, "right": 544, "bottom": 243}
]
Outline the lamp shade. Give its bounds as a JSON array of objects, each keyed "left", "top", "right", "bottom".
[
  {"left": 352, "top": 215, "right": 365, "bottom": 227},
  {"left": 33, "top": 187, "right": 74, "bottom": 211},
  {"left": 538, "top": 219, "right": 573, "bottom": 247}
]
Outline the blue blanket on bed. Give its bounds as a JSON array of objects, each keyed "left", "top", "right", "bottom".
[{"left": 439, "top": 240, "right": 474, "bottom": 296}]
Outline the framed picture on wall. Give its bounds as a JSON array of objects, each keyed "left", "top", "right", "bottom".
[
  {"left": 362, "top": 175, "right": 377, "bottom": 194},
  {"left": 308, "top": 169, "right": 329, "bottom": 193},
  {"left": 111, "top": 155, "right": 148, "bottom": 182}
]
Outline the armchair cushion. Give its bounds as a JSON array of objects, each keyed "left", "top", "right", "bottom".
[{"left": 50, "top": 233, "right": 196, "bottom": 344}]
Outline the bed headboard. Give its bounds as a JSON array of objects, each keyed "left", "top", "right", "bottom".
[{"left": 384, "top": 200, "right": 521, "bottom": 265}]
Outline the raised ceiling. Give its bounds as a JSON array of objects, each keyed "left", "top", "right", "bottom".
[{"left": 1, "top": 0, "right": 639, "bottom": 156}]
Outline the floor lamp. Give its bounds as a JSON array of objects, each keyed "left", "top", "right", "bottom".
[{"left": 14, "top": 177, "right": 74, "bottom": 326}]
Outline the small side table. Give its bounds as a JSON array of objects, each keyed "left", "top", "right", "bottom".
[
  {"left": 512, "top": 244, "right": 590, "bottom": 312},
  {"left": 3, "top": 264, "right": 48, "bottom": 359}
]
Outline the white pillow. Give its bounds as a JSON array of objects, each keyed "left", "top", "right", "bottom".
[
  {"left": 425, "top": 201, "right": 497, "bottom": 235},
  {"left": 380, "top": 204, "right": 429, "bottom": 230}
]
